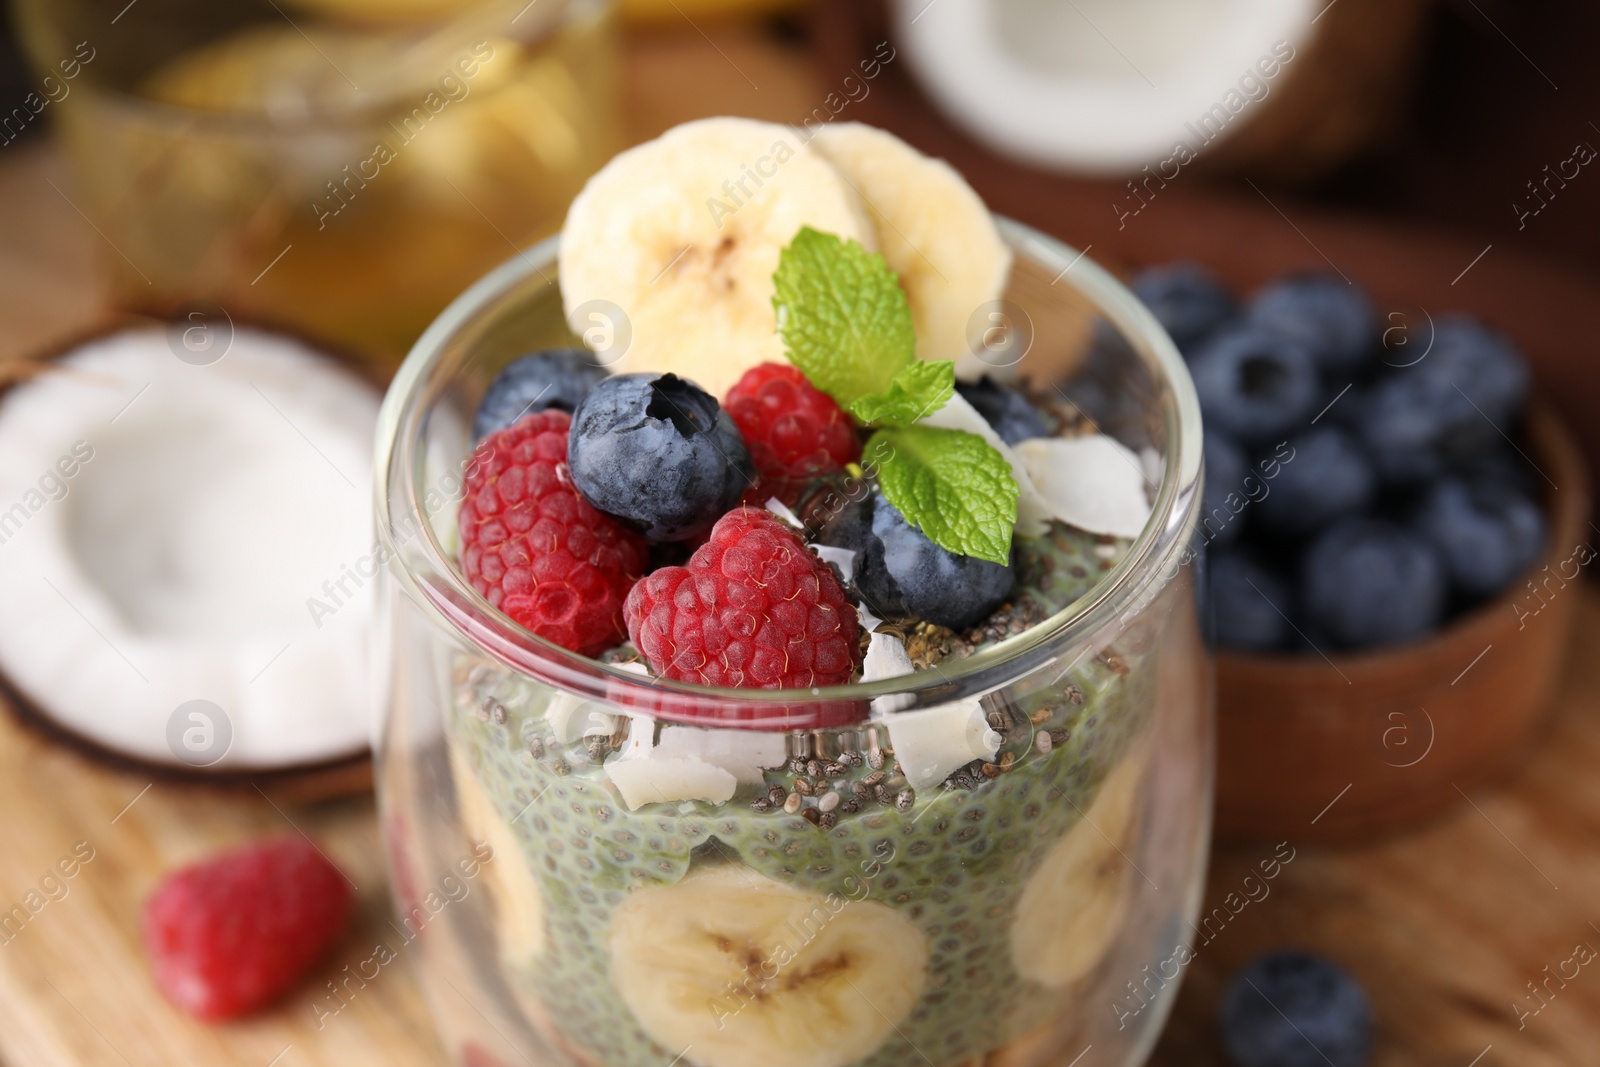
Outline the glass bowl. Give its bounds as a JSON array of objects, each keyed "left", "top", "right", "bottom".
[{"left": 373, "top": 219, "right": 1211, "bottom": 1067}]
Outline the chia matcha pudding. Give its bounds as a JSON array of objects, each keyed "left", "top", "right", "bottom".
[{"left": 376, "top": 118, "right": 1210, "bottom": 1067}]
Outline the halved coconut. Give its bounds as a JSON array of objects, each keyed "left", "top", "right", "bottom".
[
  {"left": 0, "top": 327, "right": 379, "bottom": 773},
  {"left": 894, "top": 0, "right": 1320, "bottom": 173}
]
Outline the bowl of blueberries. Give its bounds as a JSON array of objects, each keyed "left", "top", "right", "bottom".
[{"left": 1133, "top": 262, "right": 1591, "bottom": 842}]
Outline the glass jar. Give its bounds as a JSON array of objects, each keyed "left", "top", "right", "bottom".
[
  {"left": 12, "top": 0, "right": 620, "bottom": 366},
  {"left": 373, "top": 220, "right": 1211, "bottom": 1067}
]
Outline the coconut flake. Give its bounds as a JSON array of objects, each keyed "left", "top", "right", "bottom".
[
  {"left": 1016, "top": 435, "right": 1151, "bottom": 539},
  {"left": 863, "top": 631, "right": 914, "bottom": 684},
  {"left": 604, "top": 756, "right": 738, "bottom": 810},
  {"left": 764, "top": 497, "right": 803, "bottom": 528},
  {"left": 884, "top": 699, "right": 1003, "bottom": 790},
  {"left": 655, "top": 725, "right": 788, "bottom": 784},
  {"left": 615, "top": 714, "right": 655, "bottom": 761},
  {"left": 811, "top": 543, "right": 857, "bottom": 585},
  {"left": 920, "top": 392, "right": 1050, "bottom": 536}
]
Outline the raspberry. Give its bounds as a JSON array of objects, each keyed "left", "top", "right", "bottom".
[
  {"left": 624, "top": 508, "right": 859, "bottom": 689},
  {"left": 724, "top": 364, "right": 860, "bottom": 484},
  {"left": 143, "top": 837, "right": 351, "bottom": 1020},
  {"left": 460, "top": 410, "right": 647, "bottom": 656}
]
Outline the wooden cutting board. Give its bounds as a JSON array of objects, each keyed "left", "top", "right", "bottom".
[{"left": 0, "top": 16, "right": 1598, "bottom": 1067}]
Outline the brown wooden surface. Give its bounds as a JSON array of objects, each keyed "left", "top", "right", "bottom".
[{"left": 0, "top": 16, "right": 1597, "bottom": 1067}]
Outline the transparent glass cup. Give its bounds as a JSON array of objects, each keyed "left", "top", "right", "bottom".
[
  {"left": 373, "top": 220, "right": 1211, "bottom": 1067},
  {"left": 12, "top": 0, "right": 620, "bottom": 365}
]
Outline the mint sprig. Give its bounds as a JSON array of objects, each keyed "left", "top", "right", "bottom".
[
  {"left": 773, "top": 227, "right": 916, "bottom": 406},
  {"left": 849, "top": 360, "right": 955, "bottom": 427},
  {"left": 864, "top": 426, "right": 1019, "bottom": 565},
  {"left": 775, "top": 227, "right": 1019, "bottom": 562}
]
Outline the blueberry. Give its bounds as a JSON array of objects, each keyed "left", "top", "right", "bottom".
[
  {"left": 1132, "top": 261, "right": 1237, "bottom": 355},
  {"left": 820, "top": 490, "right": 1013, "bottom": 631},
  {"left": 1200, "top": 430, "right": 1248, "bottom": 547},
  {"left": 1247, "top": 274, "right": 1377, "bottom": 376},
  {"left": 567, "top": 373, "right": 754, "bottom": 541},
  {"left": 1254, "top": 427, "right": 1376, "bottom": 537},
  {"left": 1354, "top": 315, "right": 1529, "bottom": 484},
  {"left": 1302, "top": 518, "right": 1445, "bottom": 648},
  {"left": 1414, "top": 478, "right": 1545, "bottom": 599},
  {"left": 473, "top": 348, "right": 609, "bottom": 440},
  {"left": 1220, "top": 951, "right": 1373, "bottom": 1067},
  {"left": 955, "top": 376, "right": 1050, "bottom": 445},
  {"left": 1208, "top": 550, "right": 1292, "bottom": 652},
  {"left": 1189, "top": 325, "right": 1321, "bottom": 446}
]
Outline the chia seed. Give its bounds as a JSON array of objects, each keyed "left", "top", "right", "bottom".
[
  {"left": 553, "top": 757, "right": 571, "bottom": 776},
  {"left": 823, "top": 761, "right": 846, "bottom": 778},
  {"left": 895, "top": 790, "right": 915, "bottom": 811},
  {"left": 527, "top": 737, "right": 545, "bottom": 759},
  {"left": 863, "top": 771, "right": 886, "bottom": 788},
  {"left": 793, "top": 778, "right": 814, "bottom": 797},
  {"left": 818, "top": 791, "right": 840, "bottom": 813},
  {"left": 751, "top": 798, "right": 772, "bottom": 813},
  {"left": 980, "top": 763, "right": 999, "bottom": 779},
  {"left": 841, "top": 799, "right": 861, "bottom": 814},
  {"left": 806, "top": 759, "right": 822, "bottom": 778},
  {"left": 853, "top": 782, "right": 873, "bottom": 801},
  {"left": 868, "top": 750, "right": 886, "bottom": 770},
  {"left": 1050, "top": 728, "right": 1070, "bottom": 746},
  {"left": 818, "top": 812, "right": 837, "bottom": 830},
  {"left": 801, "top": 807, "right": 821, "bottom": 825},
  {"left": 788, "top": 758, "right": 807, "bottom": 775},
  {"left": 1035, "top": 730, "right": 1052, "bottom": 755},
  {"left": 767, "top": 784, "right": 786, "bottom": 806},
  {"left": 783, "top": 793, "right": 802, "bottom": 815}
]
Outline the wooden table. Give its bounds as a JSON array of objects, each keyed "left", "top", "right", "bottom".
[{"left": 0, "top": 17, "right": 1596, "bottom": 1067}]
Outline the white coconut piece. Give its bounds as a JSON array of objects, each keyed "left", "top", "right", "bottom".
[
  {"left": 920, "top": 392, "right": 1050, "bottom": 536},
  {"left": 811, "top": 543, "right": 857, "bottom": 585},
  {"left": 863, "top": 631, "right": 915, "bottom": 684},
  {"left": 615, "top": 714, "right": 655, "bottom": 761},
  {"left": 884, "top": 700, "right": 1003, "bottom": 791},
  {"left": 895, "top": 0, "right": 1318, "bottom": 173},
  {"left": 764, "top": 497, "right": 803, "bottom": 528},
  {"left": 1016, "top": 435, "right": 1152, "bottom": 539},
  {"left": 655, "top": 725, "right": 788, "bottom": 785},
  {"left": 0, "top": 327, "right": 378, "bottom": 769},
  {"left": 604, "top": 755, "right": 738, "bottom": 811}
]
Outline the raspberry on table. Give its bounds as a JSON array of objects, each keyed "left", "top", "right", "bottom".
[
  {"left": 460, "top": 410, "right": 648, "bottom": 656},
  {"left": 624, "top": 508, "right": 859, "bottom": 688},
  {"left": 723, "top": 363, "right": 860, "bottom": 484},
  {"left": 143, "top": 837, "right": 352, "bottom": 1020}
]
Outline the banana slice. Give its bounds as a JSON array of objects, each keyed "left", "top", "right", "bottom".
[
  {"left": 810, "top": 123, "right": 1011, "bottom": 365},
  {"left": 607, "top": 864, "right": 927, "bottom": 1067},
  {"left": 450, "top": 750, "right": 547, "bottom": 966},
  {"left": 1009, "top": 747, "right": 1147, "bottom": 988},
  {"left": 559, "top": 117, "right": 875, "bottom": 397}
]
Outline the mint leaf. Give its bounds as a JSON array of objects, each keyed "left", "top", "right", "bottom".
[
  {"left": 849, "top": 360, "right": 955, "bottom": 427},
  {"left": 864, "top": 425, "right": 1018, "bottom": 564},
  {"left": 773, "top": 227, "right": 916, "bottom": 406}
]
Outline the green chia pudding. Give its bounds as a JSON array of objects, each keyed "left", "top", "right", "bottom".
[
  {"left": 431, "top": 118, "right": 1177, "bottom": 1067},
  {"left": 447, "top": 523, "right": 1156, "bottom": 1067}
]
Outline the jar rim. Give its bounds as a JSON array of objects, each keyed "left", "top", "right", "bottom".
[{"left": 374, "top": 217, "right": 1203, "bottom": 724}]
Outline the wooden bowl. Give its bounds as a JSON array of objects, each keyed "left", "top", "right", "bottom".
[{"left": 1215, "top": 401, "right": 1591, "bottom": 844}]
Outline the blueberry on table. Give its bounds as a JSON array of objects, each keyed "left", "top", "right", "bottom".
[
  {"left": 1414, "top": 478, "right": 1546, "bottom": 599},
  {"left": 1208, "top": 550, "right": 1293, "bottom": 652},
  {"left": 1247, "top": 274, "right": 1377, "bottom": 376},
  {"left": 955, "top": 376, "right": 1050, "bottom": 445},
  {"left": 1254, "top": 426, "right": 1376, "bottom": 537},
  {"left": 1200, "top": 429, "right": 1248, "bottom": 547},
  {"left": 567, "top": 373, "right": 755, "bottom": 542},
  {"left": 1302, "top": 519, "right": 1445, "bottom": 649},
  {"left": 473, "top": 348, "right": 610, "bottom": 441},
  {"left": 1354, "top": 315, "right": 1529, "bottom": 484},
  {"left": 820, "top": 490, "right": 1013, "bottom": 632},
  {"left": 1220, "top": 951, "right": 1373, "bottom": 1067},
  {"left": 1132, "top": 261, "right": 1236, "bottom": 355},
  {"left": 1189, "top": 325, "right": 1321, "bottom": 446}
]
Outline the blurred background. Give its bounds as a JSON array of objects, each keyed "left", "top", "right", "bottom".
[{"left": 0, "top": 0, "right": 1596, "bottom": 1064}]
